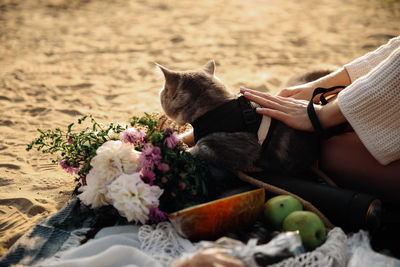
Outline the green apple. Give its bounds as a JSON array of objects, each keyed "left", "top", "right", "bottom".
[
  {"left": 282, "top": 211, "right": 326, "bottom": 250},
  {"left": 263, "top": 195, "right": 303, "bottom": 230}
]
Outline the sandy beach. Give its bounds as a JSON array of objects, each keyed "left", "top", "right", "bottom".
[{"left": 0, "top": 0, "right": 399, "bottom": 257}]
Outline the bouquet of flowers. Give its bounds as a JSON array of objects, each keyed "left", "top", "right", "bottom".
[{"left": 27, "top": 114, "right": 209, "bottom": 224}]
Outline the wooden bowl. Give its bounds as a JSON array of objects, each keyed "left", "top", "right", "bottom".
[{"left": 168, "top": 188, "right": 265, "bottom": 240}]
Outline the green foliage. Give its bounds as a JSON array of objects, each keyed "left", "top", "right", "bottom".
[
  {"left": 129, "top": 114, "right": 209, "bottom": 212},
  {"left": 27, "top": 115, "right": 127, "bottom": 180},
  {"left": 27, "top": 113, "right": 210, "bottom": 213}
]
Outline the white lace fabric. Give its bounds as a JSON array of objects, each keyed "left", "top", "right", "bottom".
[
  {"left": 139, "top": 224, "right": 399, "bottom": 267},
  {"left": 138, "top": 222, "right": 195, "bottom": 266},
  {"left": 37, "top": 222, "right": 397, "bottom": 267},
  {"left": 139, "top": 224, "right": 349, "bottom": 267},
  {"left": 270, "top": 228, "right": 347, "bottom": 267}
]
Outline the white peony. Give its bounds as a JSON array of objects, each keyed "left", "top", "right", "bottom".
[
  {"left": 90, "top": 140, "right": 140, "bottom": 183},
  {"left": 78, "top": 140, "right": 141, "bottom": 207},
  {"left": 106, "top": 173, "right": 163, "bottom": 224},
  {"left": 78, "top": 170, "right": 109, "bottom": 208}
]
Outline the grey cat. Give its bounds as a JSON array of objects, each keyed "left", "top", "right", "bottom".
[{"left": 158, "top": 60, "right": 320, "bottom": 173}]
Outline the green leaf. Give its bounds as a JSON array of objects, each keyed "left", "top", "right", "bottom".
[{"left": 67, "top": 123, "right": 74, "bottom": 133}]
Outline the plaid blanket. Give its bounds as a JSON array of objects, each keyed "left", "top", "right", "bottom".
[
  {"left": 0, "top": 164, "right": 240, "bottom": 267},
  {"left": 0, "top": 197, "right": 91, "bottom": 267}
]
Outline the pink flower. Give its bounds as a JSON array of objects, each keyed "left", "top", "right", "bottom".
[
  {"left": 120, "top": 128, "right": 147, "bottom": 145},
  {"left": 179, "top": 182, "right": 186, "bottom": 190},
  {"left": 59, "top": 159, "right": 79, "bottom": 175},
  {"left": 161, "top": 177, "right": 168, "bottom": 183},
  {"left": 152, "top": 146, "right": 161, "bottom": 155},
  {"left": 81, "top": 175, "right": 87, "bottom": 186},
  {"left": 140, "top": 168, "right": 156, "bottom": 185},
  {"left": 148, "top": 207, "right": 168, "bottom": 224},
  {"left": 165, "top": 133, "right": 180, "bottom": 149},
  {"left": 165, "top": 127, "right": 174, "bottom": 135},
  {"left": 157, "top": 163, "right": 170, "bottom": 173},
  {"left": 67, "top": 137, "right": 73, "bottom": 144},
  {"left": 138, "top": 144, "right": 162, "bottom": 169}
]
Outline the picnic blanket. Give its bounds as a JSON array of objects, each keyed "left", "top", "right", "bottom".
[
  {"left": 0, "top": 196, "right": 192, "bottom": 267},
  {"left": 2, "top": 196, "right": 400, "bottom": 267}
]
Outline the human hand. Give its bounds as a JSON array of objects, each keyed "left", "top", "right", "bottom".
[
  {"left": 170, "top": 248, "right": 245, "bottom": 267},
  {"left": 241, "top": 87, "right": 347, "bottom": 132},
  {"left": 241, "top": 87, "right": 317, "bottom": 131},
  {"left": 278, "top": 67, "right": 351, "bottom": 103},
  {"left": 279, "top": 84, "right": 344, "bottom": 104},
  {"left": 278, "top": 83, "right": 319, "bottom": 103}
]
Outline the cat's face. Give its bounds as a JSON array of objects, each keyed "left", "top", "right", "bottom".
[{"left": 158, "top": 60, "right": 234, "bottom": 125}]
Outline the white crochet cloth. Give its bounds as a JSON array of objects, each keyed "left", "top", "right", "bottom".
[
  {"left": 139, "top": 225, "right": 373, "bottom": 267},
  {"left": 138, "top": 222, "right": 195, "bottom": 266},
  {"left": 339, "top": 36, "right": 400, "bottom": 165},
  {"left": 39, "top": 222, "right": 398, "bottom": 267},
  {"left": 270, "top": 228, "right": 347, "bottom": 267}
]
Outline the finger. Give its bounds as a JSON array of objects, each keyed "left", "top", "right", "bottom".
[
  {"left": 244, "top": 92, "right": 291, "bottom": 112},
  {"left": 256, "top": 108, "right": 290, "bottom": 124},
  {"left": 241, "top": 87, "right": 285, "bottom": 104},
  {"left": 277, "top": 88, "right": 293, "bottom": 97},
  {"left": 240, "top": 86, "right": 269, "bottom": 98},
  {"left": 275, "top": 95, "right": 300, "bottom": 104},
  {"left": 244, "top": 91, "right": 293, "bottom": 107}
]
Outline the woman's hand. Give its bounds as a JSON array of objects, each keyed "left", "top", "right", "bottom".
[
  {"left": 279, "top": 83, "right": 344, "bottom": 103},
  {"left": 241, "top": 87, "right": 317, "bottom": 131},
  {"left": 278, "top": 83, "right": 317, "bottom": 102},
  {"left": 240, "top": 87, "right": 347, "bottom": 132},
  {"left": 277, "top": 67, "right": 352, "bottom": 103}
]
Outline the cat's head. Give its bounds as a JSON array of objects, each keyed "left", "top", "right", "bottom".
[{"left": 158, "top": 60, "right": 234, "bottom": 125}]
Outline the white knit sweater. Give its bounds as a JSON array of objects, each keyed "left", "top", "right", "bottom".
[{"left": 338, "top": 36, "right": 400, "bottom": 165}]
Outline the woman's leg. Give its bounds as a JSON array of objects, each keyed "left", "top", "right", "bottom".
[{"left": 320, "top": 132, "right": 400, "bottom": 203}]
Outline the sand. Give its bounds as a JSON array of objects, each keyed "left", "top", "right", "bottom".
[{"left": 0, "top": 0, "right": 399, "bottom": 258}]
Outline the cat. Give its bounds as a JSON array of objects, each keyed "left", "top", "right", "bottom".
[{"left": 158, "top": 60, "right": 320, "bottom": 174}]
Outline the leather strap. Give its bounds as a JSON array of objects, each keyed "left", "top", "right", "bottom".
[{"left": 307, "top": 86, "right": 346, "bottom": 139}]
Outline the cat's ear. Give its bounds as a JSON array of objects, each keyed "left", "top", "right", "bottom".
[
  {"left": 203, "top": 60, "right": 215, "bottom": 75},
  {"left": 155, "top": 63, "right": 180, "bottom": 86}
]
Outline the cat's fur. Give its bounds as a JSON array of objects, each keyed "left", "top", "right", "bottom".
[{"left": 158, "top": 60, "right": 321, "bottom": 173}]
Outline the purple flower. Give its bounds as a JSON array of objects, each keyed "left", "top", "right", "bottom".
[
  {"left": 138, "top": 144, "right": 162, "bottom": 169},
  {"left": 59, "top": 159, "right": 79, "bottom": 175},
  {"left": 81, "top": 175, "right": 87, "bottom": 186},
  {"left": 152, "top": 146, "right": 161, "bottom": 155},
  {"left": 165, "top": 133, "right": 180, "bottom": 149},
  {"left": 148, "top": 207, "right": 168, "bottom": 224},
  {"left": 179, "top": 182, "right": 186, "bottom": 190},
  {"left": 165, "top": 127, "right": 174, "bottom": 135},
  {"left": 157, "top": 162, "right": 170, "bottom": 173},
  {"left": 120, "top": 128, "right": 147, "bottom": 145},
  {"left": 140, "top": 168, "right": 156, "bottom": 185}
]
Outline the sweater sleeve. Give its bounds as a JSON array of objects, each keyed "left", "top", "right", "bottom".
[
  {"left": 344, "top": 36, "right": 400, "bottom": 82},
  {"left": 338, "top": 46, "right": 400, "bottom": 165}
]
